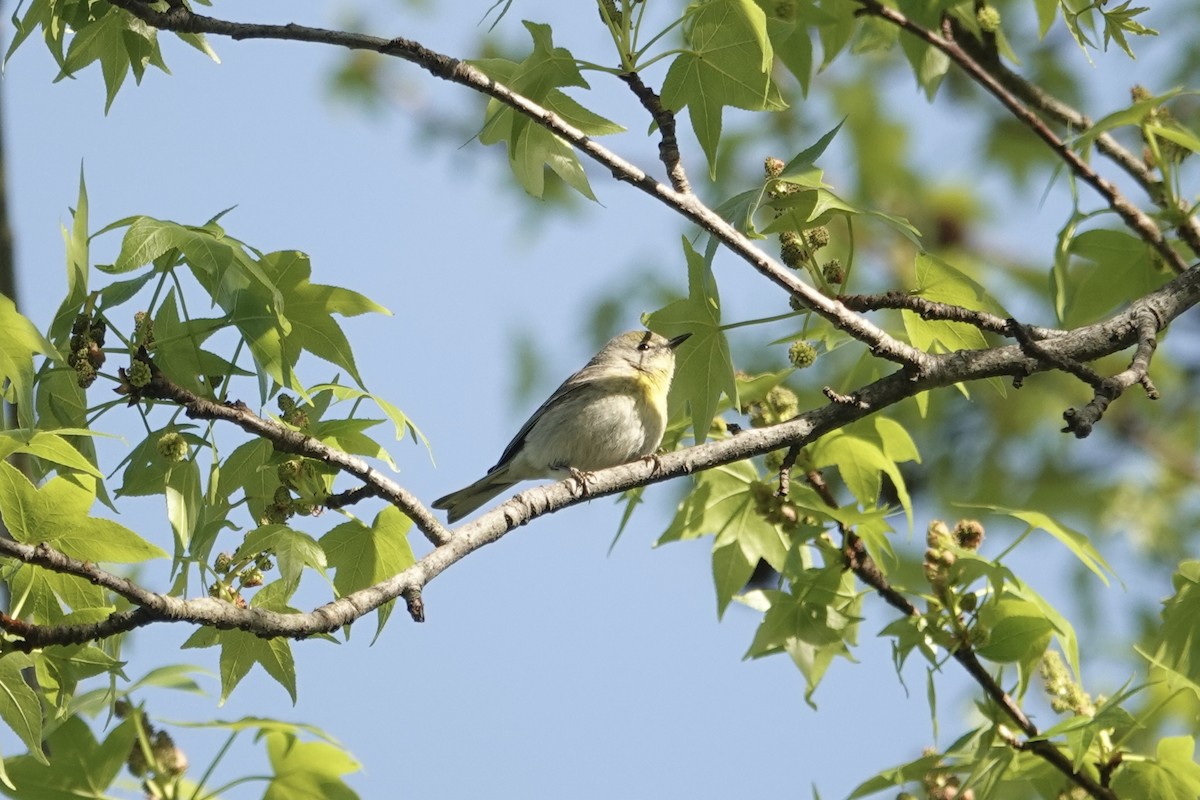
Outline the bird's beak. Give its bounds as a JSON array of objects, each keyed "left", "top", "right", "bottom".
[{"left": 668, "top": 333, "right": 692, "bottom": 350}]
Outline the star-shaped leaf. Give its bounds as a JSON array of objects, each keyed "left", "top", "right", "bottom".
[
  {"left": 644, "top": 237, "right": 738, "bottom": 443},
  {"left": 661, "top": 0, "right": 785, "bottom": 176},
  {"left": 473, "top": 22, "right": 623, "bottom": 199},
  {"left": 320, "top": 506, "right": 416, "bottom": 640}
]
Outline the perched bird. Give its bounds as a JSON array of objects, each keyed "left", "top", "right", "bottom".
[{"left": 433, "top": 329, "right": 691, "bottom": 523}]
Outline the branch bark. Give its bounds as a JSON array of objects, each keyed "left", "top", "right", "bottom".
[{"left": 18, "top": 6, "right": 1199, "bottom": 797}]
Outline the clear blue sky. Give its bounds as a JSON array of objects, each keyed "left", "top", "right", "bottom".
[{"left": 3, "top": 1, "right": 1183, "bottom": 797}]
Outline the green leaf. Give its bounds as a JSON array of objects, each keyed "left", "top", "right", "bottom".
[
  {"left": 307, "top": 418, "right": 395, "bottom": 471},
  {"left": 848, "top": 752, "right": 944, "bottom": 798},
  {"left": 0, "top": 463, "right": 167, "bottom": 563},
  {"left": 217, "top": 437, "right": 280, "bottom": 524},
  {"left": 982, "top": 505, "right": 1115, "bottom": 585},
  {"left": 976, "top": 597, "right": 1054, "bottom": 672},
  {"left": 151, "top": 288, "right": 250, "bottom": 397},
  {"left": 216, "top": 250, "right": 388, "bottom": 392},
  {"left": 33, "top": 637, "right": 122, "bottom": 713},
  {"left": 8, "top": 569, "right": 107, "bottom": 625},
  {"left": 57, "top": 5, "right": 162, "bottom": 111},
  {"left": 165, "top": 457, "right": 202, "bottom": 557},
  {"left": 901, "top": 252, "right": 1000, "bottom": 353},
  {"left": 240, "top": 525, "right": 328, "bottom": 598},
  {"left": 1060, "top": 229, "right": 1168, "bottom": 326},
  {"left": 0, "top": 429, "right": 103, "bottom": 479},
  {"left": 745, "top": 577, "right": 860, "bottom": 706},
  {"left": 759, "top": 8, "right": 814, "bottom": 94},
  {"left": 472, "top": 22, "right": 623, "bottom": 199},
  {"left": 320, "top": 506, "right": 416, "bottom": 638},
  {"left": 1033, "top": 0, "right": 1057, "bottom": 37},
  {"left": 5, "top": 715, "right": 134, "bottom": 796},
  {"left": 1112, "top": 736, "right": 1200, "bottom": 800},
  {"left": 0, "top": 654, "right": 46, "bottom": 768},
  {"left": 711, "top": 539, "right": 757, "bottom": 617},
  {"left": 661, "top": 0, "right": 785, "bottom": 176},
  {"left": 0, "top": 296, "right": 56, "bottom": 430},
  {"left": 809, "top": 426, "right": 914, "bottom": 527},
  {"left": 1147, "top": 122, "right": 1200, "bottom": 156},
  {"left": 263, "top": 730, "right": 362, "bottom": 800},
  {"left": 659, "top": 461, "right": 788, "bottom": 615},
  {"left": 183, "top": 623, "right": 298, "bottom": 704},
  {"left": 814, "top": 0, "right": 859, "bottom": 67},
  {"left": 1154, "top": 561, "right": 1200, "bottom": 690},
  {"left": 1101, "top": 0, "right": 1157, "bottom": 58},
  {"left": 1071, "top": 90, "right": 1184, "bottom": 150},
  {"left": 49, "top": 168, "right": 90, "bottom": 348},
  {"left": 308, "top": 383, "right": 430, "bottom": 454},
  {"left": 644, "top": 237, "right": 738, "bottom": 443},
  {"left": 896, "top": 21, "right": 949, "bottom": 98}
]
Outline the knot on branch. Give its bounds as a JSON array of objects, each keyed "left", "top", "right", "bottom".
[
  {"left": 822, "top": 386, "right": 869, "bottom": 409},
  {"left": 1061, "top": 307, "right": 1162, "bottom": 438}
]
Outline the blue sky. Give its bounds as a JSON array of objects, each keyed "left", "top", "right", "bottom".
[{"left": 3, "top": 1, "right": 1187, "bottom": 797}]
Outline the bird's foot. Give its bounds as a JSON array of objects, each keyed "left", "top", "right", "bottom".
[
  {"left": 569, "top": 467, "right": 595, "bottom": 497},
  {"left": 637, "top": 451, "right": 664, "bottom": 476}
]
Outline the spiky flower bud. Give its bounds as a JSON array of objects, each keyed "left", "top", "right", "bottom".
[
  {"left": 953, "top": 519, "right": 985, "bottom": 550},
  {"left": 780, "top": 230, "right": 809, "bottom": 268},
  {"left": 822, "top": 258, "right": 845, "bottom": 285},
  {"left": 764, "top": 156, "right": 785, "bottom": 178},
  {"left": 156, "top": 432, "right": 188, "bottom": 463},
  {"left": 976, "top": 4, "right": 1001, "bottom": 32},
  {"left": 277, "top": 459, "right": 302, "bottom": 488},
  {"left": 74, "top": 360, "right": 97, "bottom": 389},
  {"left": 788, "top": 340, "right": 817, "bottom": 369},
  {"left": 805, "top": 226, "right": 830, "bottom": 250},
  {"left": 127, "top": 360, "right": 152, "bottom": 388}
]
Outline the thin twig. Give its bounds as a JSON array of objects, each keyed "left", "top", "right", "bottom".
[
  {"left": 619, "top": 71, "right": 691, "bottom": 194},
  {"left": 103, "top": 0, "right": 934, "bottom": 370},
  {"left": 126, "top": 356, "right": 452, "bottom": 547},
  {"left": 1062, "top": 306, "right": 1162, "bottom": 437},
  {"left": 953, "top": 29, "right": 1200, "bottom": 258},
  {"left": 1007, "top": 319, "right": 1106, "bottom": 389},
  {"left": 841, "top": 291, "right": 1065, "bottom": 339},
  {"left": 852, "top": 0, "right": 1189, "bottom": 275},
  {"left": 805, "top": 473, "right": 1114, "bottom": 798}
]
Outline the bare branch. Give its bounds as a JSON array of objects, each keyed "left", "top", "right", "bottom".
[
  {"left": 1007, "top": 319, "right": 1106, "bottom": 389},
  {"left": 127, "top": 357, "right": 452, "bottom": 547},
  {"left": 807, "top": 475, "right": 1118, "bottom": 800},
  {"left": 841, "top": 291, "right": 1065, "bottom": 340},
  {"left": 103, "top": 0, "right": 933, "bottom": 371},
  {"left": 952, "top": 29, "right": 1200, "bottom": 258},
  {"left": 852, "top": 0, "right": 1191, "bottom": 275},
  {"left": 619, "top": 71, "right": 691, "bottom": 194},
  {"left": 1062, "top": 306, "right": 1162, "bottom": 437}
]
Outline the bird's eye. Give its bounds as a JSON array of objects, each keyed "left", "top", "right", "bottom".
[{"left": 636, "top": 342, "right": 650, "bottom": 352}]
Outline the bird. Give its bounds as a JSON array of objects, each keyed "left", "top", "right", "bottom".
[{"left": 432, "top": 329, "right": 691, "bottom": 523}]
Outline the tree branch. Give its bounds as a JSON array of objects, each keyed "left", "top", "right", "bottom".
[
  {"left": 808, "top": 476, "right": 1117, "bottom": 800},
  {"left": 952, "top": 28, "right": 1200, "bottom": 259},
  {"left": 619, "top": 71, "right": 691, "bottom": 194},
  {"left": 1062, "top": 306, "right": 1162, "bottom": 437},
  {"left": 0, "top": 4, "right": 1169, "bottom": 652},
  {"left": 840, "top": 290, "right": 1065, "bottom": 340},
  {"left": 102, "top": 0, "right": 933, "bottom": 371},
  {"left": 125, "top": 356, "right": 452, "bottom": 547},
  {"left": 852, "top": 0, "right": 1190, "bottom": 276}
]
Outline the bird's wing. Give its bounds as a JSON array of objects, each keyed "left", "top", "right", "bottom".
[{"left": 489, "top": 364, "right": 611, "bottom": 473}]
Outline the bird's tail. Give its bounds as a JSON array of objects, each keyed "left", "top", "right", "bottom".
[{"left": 431, "top": 472, "right": 517, "bottom": 523}]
